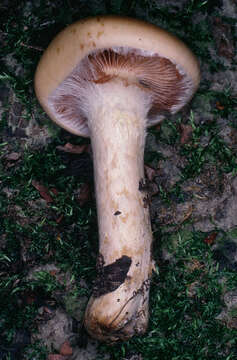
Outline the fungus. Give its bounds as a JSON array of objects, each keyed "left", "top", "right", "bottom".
[{"left": 34, "top": 16, "right": 200, "bottom": 342}]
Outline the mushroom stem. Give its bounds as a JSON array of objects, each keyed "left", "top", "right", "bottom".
[
  {"left": 34, "top": 13, "right": 200, "bottom": 345},
  {"left": 84, "top": 80, "right": 154, "bottom": 342}
]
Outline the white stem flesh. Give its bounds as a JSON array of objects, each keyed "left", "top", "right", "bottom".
[{"left": 84, "top": 80, "right": 154, "bottom": 342}]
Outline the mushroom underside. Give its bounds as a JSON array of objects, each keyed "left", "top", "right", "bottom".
[{"left": 48, "top": 46, "right": 194, "bottom": 136}]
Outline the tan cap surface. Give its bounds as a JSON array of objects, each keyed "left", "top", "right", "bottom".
[{"left": 35, "top": 15, "right": 200, "bottom": 135}]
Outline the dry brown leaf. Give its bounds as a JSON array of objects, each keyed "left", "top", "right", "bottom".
[
  {"left": 181, "top": 205, "right": 193, "bottom": 223},
  {"left": 48, "top": 355, "right": 66, "bottom": 360},
  {"left": 213, "top": 17, "right": 234, "bottom": 60},
  {"left": 56, "top": 234, "right": 62, "bottom": 242},
  {"left": 5, "top": 152, "right": 21, "bottom": 161},
  {"left": 23, "top": 291, "right": 37, "bottom": 305},
  {"left": 187, "top": 259, "right": 204, "bottom": 272},
  {"left": 203, "top": 232, "right": 217, "bottom": 245},
  {"left": 43, "top": 306, "right": 53, "bottom": 314},
  {"left": 186, "top": 281, "right": 199, "bottom": 297},
  {"left": 51, "top": 188, "right": 59, "bottom": 196},
  {"left": 31, "top": 180, "right": 54, "bottom": 203},
  {"left": 56, "top": 142, "right": 88, "bottom": 154},
  {"left": 76, "top": 183, "right": 91, "bottom": 206},
  {"left": 154, "top": 124, "right": 161, "bottom": 132},
  {"left": 60, "top": 341, "right": 73, "bottom": 356},
  {"left": 56, "top": 214, "right": 64, "bottom": 224},
  {"left": 216, "top": 101, "right": 225, "bottom": 111},
  {"left": 180, "top": 124, "right": 193, "bottom": 145},
  {"left": 49, "top": 269, "right": 58, "bottom": 277}
]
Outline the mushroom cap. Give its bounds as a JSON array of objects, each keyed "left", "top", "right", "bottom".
[{"left": 35, "top": 15, "right": 200, "bottom": 137}]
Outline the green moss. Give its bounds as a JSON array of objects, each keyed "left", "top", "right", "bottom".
[{"left": 227, "top": 227, "right": 237, "bottom": 240}]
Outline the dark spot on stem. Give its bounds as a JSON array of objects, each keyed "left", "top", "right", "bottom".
[
  {"left": 114, "top": 210, "right": 122, "bottom": 216},
  {"left": 93, "top": 255, "right": 132, "bottom": 297}
]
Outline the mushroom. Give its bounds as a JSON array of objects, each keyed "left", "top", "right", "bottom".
[{"left": 34, "top": 15, "right": 200, "bottom": 342}]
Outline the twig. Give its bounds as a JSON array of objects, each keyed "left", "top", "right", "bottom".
[{"left": 20, "top": 42, "right": 44, "bottom": 52}]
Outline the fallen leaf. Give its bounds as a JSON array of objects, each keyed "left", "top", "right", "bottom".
[
  {"left": 51, "top": 188, "right": 58, "bottom": 196},
  {"left": 155, "top": 124, "right": 161, "bottom": 132},
  {"left": 212, "top": 17, "right": 234, "bottom": 60},
  {"left": 43, "top": 306, "right": 53, "bottom": 314},
  {"left": 76, "top": 183, "right": 91, "bottom": 206},
  {"left": 60, "top": 341, "right": 73, "bottom": 356},
  {"left": 181, "top": 205, "right": 193, "bottom": 223},
  {"left": 49, "top": 269, "right": 58, "bottom": 276},
  {"left": 56, "top": 234, "right": 62, "bottom": 242},
  {"left": 48, "top": 355, "right": 66, "bottom": 360},
  {"left": 23, "top": 291, "right": 37, "bottom": 305},
  {"left": 32, "top": 180, "right": 54, "bottom": 203},
  {"left": 5, "top": 162, "right": 18, "bottom": 169},
  {"left": 216, "top": 101, "right": 225, "bottom": 111},
  {"left": 180, "top": 124, "right": 193, "bottom": 145},
  {"left": 204, "top": 232, "right": 217, "bottom": 245},
  {"left": 56, "top": 142, "right": 88, "bottom": 154},
  {"left": 5, "top": 152, "right": 21, "bottom": 161},
  {"left": 186, "top": 259, "right": 204, "bottom": 272},
  {"left": 56, "top": 214, "right": 64, "bottom": 224},
  {"left": 186, "top": 281, "right": 199, "bottom": 297}
]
